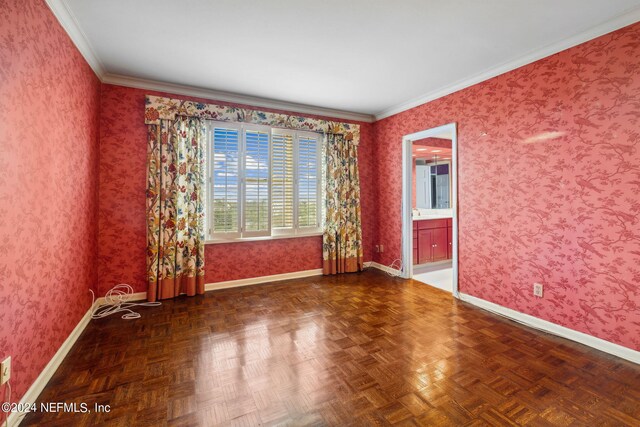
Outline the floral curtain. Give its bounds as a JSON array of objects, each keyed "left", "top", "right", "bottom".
[
  {"left": 147, "top": 115, "right": 206, "bottom": 301},
  {"left": 144, "top": 95, "right": 363, "bottom": 284},
  {"left": 323, "top": 133, "right": 364, "bottom": 274}
]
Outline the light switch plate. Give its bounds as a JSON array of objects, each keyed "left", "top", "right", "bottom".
[{"left": 1, "top": 356, "right": 10, "bottom": 385}]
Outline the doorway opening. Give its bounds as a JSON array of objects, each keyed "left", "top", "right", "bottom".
[{"left": 401, "top": 123, "right": 458, "bottom": 296}]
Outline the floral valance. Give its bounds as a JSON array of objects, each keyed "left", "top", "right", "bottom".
[{"left": 145, "top": 95, "right": 360, "bottom": 145}]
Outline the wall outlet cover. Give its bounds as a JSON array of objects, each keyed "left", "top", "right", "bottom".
[
  {"left": 0, "top": 356, "right": 10, "bottom": 385},
  {"left": 533, "top": 283, "right": 543, "bottom": 298}
]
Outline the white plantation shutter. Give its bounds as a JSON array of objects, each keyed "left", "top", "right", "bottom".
[
  {"left": 242, "top": 127, "right": 270, "bottom": 236},
  {"left": 297, "top": 132, "right": 321, "bottom": 230},
  {"left": 271, "top": 131, "right": 295, "bottom": 233},
  {"left": 211, "top": 124, "right": 241, "bottom": 236},
  {"left": 206, "top": 122, "right": 322, "bottom": 240}
]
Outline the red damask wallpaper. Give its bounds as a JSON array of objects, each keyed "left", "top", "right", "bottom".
[
  {"left": 0, "top": 0, "right": 101, "bottom": 406},
  {"left": 3, "top": 0, "right": 638, "bottom": 413},
  {"left": 98, "top": 85, "right": 375, "bottom": 297},
  {"left": 373, "top": 23, "right": 640, "bottom": 351}
]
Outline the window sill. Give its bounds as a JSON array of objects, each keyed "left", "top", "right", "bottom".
[{"left": 205, "top": 232, "right": 323, "bottom": 245}]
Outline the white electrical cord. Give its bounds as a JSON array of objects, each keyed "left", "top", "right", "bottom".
[
  {"left": 387, "top": 259, "right": 403, "bottom": 277},
  {"left": 89, "top": 284, "right": 161, "bottom": 320}
]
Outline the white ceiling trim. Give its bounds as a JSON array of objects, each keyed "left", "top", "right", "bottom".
[
  {"left": 374, "top": 6, "right": 640, "bottom": 121},
  {"left": 44, "top": 0, "right": 374, "bottom": 123},
  {"left": 45, "top": 0, "right": 106, "bottom": 77},
  {"left": 46, "top": 0, "right": 640, "bottom": 124},
  {"left": 102, "top": 74, "right": 374, "bottom": 123}
]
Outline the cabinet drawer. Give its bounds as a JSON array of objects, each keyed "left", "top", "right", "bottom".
[{"left": 418, "top": 219, "right": 448, "bottom": 230}]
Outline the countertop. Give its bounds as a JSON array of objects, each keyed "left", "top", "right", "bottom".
[{"left": 413, "top": 215, "right": 452, "bottom": 221}]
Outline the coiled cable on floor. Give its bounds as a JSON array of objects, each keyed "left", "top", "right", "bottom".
[{"left": 89, "top": 284, "right": 161, "bottom": 320}]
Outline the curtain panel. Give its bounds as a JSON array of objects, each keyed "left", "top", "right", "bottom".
[
  {"left": 323, "top": 133, "right": 364, "bottom": 274},
  {"left": 147, "top": 116, "right": 206, "bottom": 301},
  {"left": 144, "top": 95, "right": 364, "bottom": 286}
]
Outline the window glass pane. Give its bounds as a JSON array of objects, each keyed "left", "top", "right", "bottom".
[
  {"left": 271, "top": 132, "right": 294, "bottom": 229},
  {"left": 298, "top": 135, "right": 318, "bottom": 227},
  {"left": 209, "top": 124, "right": 323, "bottom": 239},
  {"left": 212, "top": 127, "right": 239, "bottom": 233},
  {"left": 244, "top": 129, "right": 270, "bottom": 232}
]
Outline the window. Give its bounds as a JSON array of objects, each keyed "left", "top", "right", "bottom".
[{"left": 206, "top": 121, "right": 322, "bottom": 241}]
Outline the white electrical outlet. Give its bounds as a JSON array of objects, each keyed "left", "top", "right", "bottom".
[
  {"left": 533, "top": 283, "right": 543, "bottom": 298},
  {"left": 1, "top": 356, "right": 10, "bottom": 385}
]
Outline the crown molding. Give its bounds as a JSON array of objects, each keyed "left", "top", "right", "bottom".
[
  {"left": 44, "top": 0, "right": 373, "bottom": 123},
  {"left": 102, "top": 74, "right": 375, "bottom": 123},
  {"left": 45, "top": 0, "right": 106, "bottom": 78},
  {"left": 374, "top": 6, "right": 640, "bottom": 121},
  {"left": 46, "top": 0, "right": 639, "bottom": 124}
]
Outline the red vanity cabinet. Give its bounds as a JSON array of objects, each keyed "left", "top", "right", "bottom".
[{"left": 414, "top": 218, "right": 452, "bottom": 265}]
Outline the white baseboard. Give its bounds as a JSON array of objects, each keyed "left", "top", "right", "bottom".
[
  {"left": 366, "top": 261, "right": 402, "bottom": 276},
  {"left": 94, "top": 269, "right": 326, "bottom": 305},
  {"left": 7, "top": 303, "right": 94, "bottom": 427},
  {"left": 5, "top": 268, "right": 325, "bottom": 425},
  {"left": 239, "top": 264, "right": 635, "bottom": 363},
  {"left": 3, "top": 263, "right": 385, "bottom": 426},
  {"left": 205, "top": 268, "right": 323, "bottom": 291},
  {"left": 11, "top": 270, "right": 636, "bottom": 427},
  {"left": 459, "top": 293, "right": 640, "bottom": 365},
  {"left": 93, "top": 269, "right": 326, "bottom": 304},
  {"left": 94, "top": 292, "right": 146, "bottom": 305}
]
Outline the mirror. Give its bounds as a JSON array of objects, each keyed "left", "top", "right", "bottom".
[
  {"left": 412, "top": 136, "right": 452, "bottom": 211},
  {"left": 428, "top": 162, "right": 450, "bottom": 208}
]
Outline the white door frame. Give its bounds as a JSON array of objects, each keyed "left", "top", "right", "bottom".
[{"left": 401, "top": 123, "right": 459, "bottom": 297}]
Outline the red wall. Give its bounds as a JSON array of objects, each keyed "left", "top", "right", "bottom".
[
  {"left": 373, "top": 23, "right": 640, "bottom": 351},
  {"left": 2, "top": 2, "right": 638, "bottom": 411},
  {"left": 0, "top": 0, "right": 101, "bottom": 406},
  {"left": 98, "top": 85, "right": 375, "bottom": 296}
]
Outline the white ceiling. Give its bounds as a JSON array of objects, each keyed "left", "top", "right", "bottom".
[{"left": 60, "top": 0, "right": 640, "bottom": 119}]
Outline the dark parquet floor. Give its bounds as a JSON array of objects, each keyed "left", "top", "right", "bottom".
[{"left": 21, "top": 270, "right": 640, "bottom": 426}]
